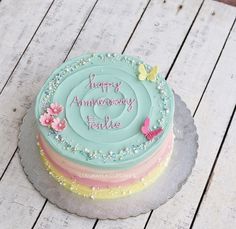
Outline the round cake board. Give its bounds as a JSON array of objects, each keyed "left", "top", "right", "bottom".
[{"left": 18, "top": 93, "right": 198, "bottom": 219}]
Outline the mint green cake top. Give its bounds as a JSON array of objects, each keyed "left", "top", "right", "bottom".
[{"left": 35, "top": 53, "right": 174, "bottom": 170}]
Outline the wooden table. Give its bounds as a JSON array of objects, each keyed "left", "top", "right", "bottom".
[{"left": 0, "top": 0, "right": 236, "bottom": 228}]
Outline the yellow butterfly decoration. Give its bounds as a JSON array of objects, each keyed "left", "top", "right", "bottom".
[{"left": 138, "top": 64, "right": 159, "bottom": 82}]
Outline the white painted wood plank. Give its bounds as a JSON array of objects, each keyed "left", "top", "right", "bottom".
[
  {"left": 0, "top": 0, "right": 151, "bottom": 228},
  {"left": 94, "top": 0, "right": 207, "bottom": 228},
  {"left": 0, "top": 0, "right": 97, "bottom": 177},
  {"left": 125, "top": 0, "right": 203, "bottom": 73},
  {"left": 167, "top": 0, "right": 236, "bottom": 113},
  {"left": 0, "top": 0, "right": 233, "bottom": 227},
  {"left": 96, "top": 214, "right": 149, "bottom": 229},
  {"left": 33, "top": 202, "right": 95, "bottom": 229},
  {"left": 95, "top": 1, "right": 236, "bottom": 228},
  {"left": 0, "top": 0, "right": 53, "bottom": 91},
  {"left": 68, "top": 0, "right": 149, "bottom": 57},
  {"left": 34, "top": 0, "right": 152, "bottom": 228},
  {"left": 146, "top": 11, "right": 236, "bottom": 229},
  {"left": 0, "top": 154, "right": 94, "bottom": 229},
  {"left": 0, "top": 151, "right": 44, "bottom": 229},
  {"left": 192, "top": 112, "right": 236, "bottom": 229},
  {"left": 0, "top": 0, "right": 98, "bottom": 228}
]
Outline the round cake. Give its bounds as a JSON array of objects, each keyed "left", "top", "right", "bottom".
[{"left": 35, "top": 53, "right": 175, "bottom": 199}]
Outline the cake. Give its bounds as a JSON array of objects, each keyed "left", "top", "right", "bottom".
[{"left": 35, "top": 53, "right": 175, "bottom": 199}]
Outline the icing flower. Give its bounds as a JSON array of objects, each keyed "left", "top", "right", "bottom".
[
  {"left": 39, "top": 113, "right": 54, "bottom": 126},
  {"left": 51, "top": 118, "right": 67, "bottom": 132},
  {"left": 47, "top": 103, "right": 63, "bottom": 115}
]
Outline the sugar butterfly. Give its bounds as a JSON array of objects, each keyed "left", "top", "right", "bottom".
[
  {"left": 138, "top": 64, "right": 159, "bottom": 81},
  {"left": 141, "top": 117, "right": 163, "bottom": 141}
]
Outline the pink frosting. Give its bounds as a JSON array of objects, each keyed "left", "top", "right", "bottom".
[
  {"left": 47, "top": 103, "right": 63, "bottom": 115},
  {"left": 38, "top": 132, "right": 173, "bottom": 188},
  {"left": 51, "top": 118, "right": 67, "bottom": 132},
  {"left": 39, "top": 113, "right": 54, "bottom": 126}
]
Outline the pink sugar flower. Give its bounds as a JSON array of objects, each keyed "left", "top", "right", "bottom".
[
  {"left": 51, "top": 118, "right": 67, "bottom": 132},
  {"left": 39, "top": 113, "right": 54, "bottom": 126},
  {"left": 47, "top": 103, "right": 63, "bottom": 115}
]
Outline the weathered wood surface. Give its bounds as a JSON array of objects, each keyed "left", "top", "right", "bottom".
[
  {"left": 192, "top": 109, "right": 236, "bottom": 229},
  {"left": 0, "top": 0, "right": 98, "bottom": 177},
  {"left": 146, "top": 11, "right": 236, "bottom": 229},
  {"left": 0, "top": 151, "right": 44, "bottom": 228},
  {"left": 0, "top": 0, "right": 99, "bottom": 228},
  {"left": 126, "top": 0, "right": 203, "bottom": 72},
  {"left": 167, "top": 0, "right": 236, "bottom": 113},
  {"left": 96, "top": 0, "right": 204, "bottom": 228},
  {"left": 0, "top": 0, "right": 152, "bottom": 228},
  {"left": 33, "top": 202, "right": 96, "bottom": 229},
  {"left": 36, "top": 0, "right": 204, "bottom": 228},
  {"left": 0, "top": 0, "right": 53, "bottom": 92},
  {"left": 0, "top": 0, "right": 236, "bottom": 228}
]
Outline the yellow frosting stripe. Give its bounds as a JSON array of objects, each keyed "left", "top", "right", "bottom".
[{"left": 38, "top": 144, "right": 171, "bottom": 199}]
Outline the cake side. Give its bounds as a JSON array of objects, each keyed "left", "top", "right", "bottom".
[{"left": 37, "top": 133, "right": 174, "bottom": 199}]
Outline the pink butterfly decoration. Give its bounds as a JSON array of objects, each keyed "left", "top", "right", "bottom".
[{"left": 141, "top": 117, "right": 163, "bottom": 141}]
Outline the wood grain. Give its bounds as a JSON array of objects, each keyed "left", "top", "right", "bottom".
[
  {"left": 125, "top": 0, "right": 203, "bottom": 73},
  {"left": 0, "top": 0, "right": 98, "bottom": 177},
  {"left": 0, "top": 0, "right": 235, "bottom": 228},
  {"left": 167, "top": 0, "right": 236, "bottom": 113},
  {"left": 98, "top": 1, "right": 236, "bottom": 228},
  {"left": 0, "top": 0, "right": 98, "bottom": 228},
  {"left": 146, "top": 14, "right": 236, "bottom": 229},
  {"left": 96, "top": 0, "right": 204, "bottom": 228},
  {"left": 192, "top": 110, "right": 236, "bottom": 229},
  {"left": 0, "top": 151, "right": 44, "bottom": 229},
  {"left": 33, "top": 0, "right": 152, "bottom": 227},
  {"left": 0, "top": 0, "right": 53, "bottom": 92},
  {"left": 0, "top": 0, "right": 151, "bottom": 228},
  {"left": 68, "top": 0, "right": 150, "bottom": 57},
  {"left": 33, "top": 202, "right": 96, "bottom": 229}
]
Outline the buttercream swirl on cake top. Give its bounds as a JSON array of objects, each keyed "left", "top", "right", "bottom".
[{"left": 35, "top": 53, "right": 174, "bottom": 169}]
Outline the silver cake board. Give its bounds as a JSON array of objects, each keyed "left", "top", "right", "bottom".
[{"left": 18, "top": 93, "right": 198, "bottom": 219}]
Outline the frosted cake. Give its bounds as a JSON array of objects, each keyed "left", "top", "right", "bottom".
[{"left": 35, "top": 53, "right": 175, "bottom": 199}]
